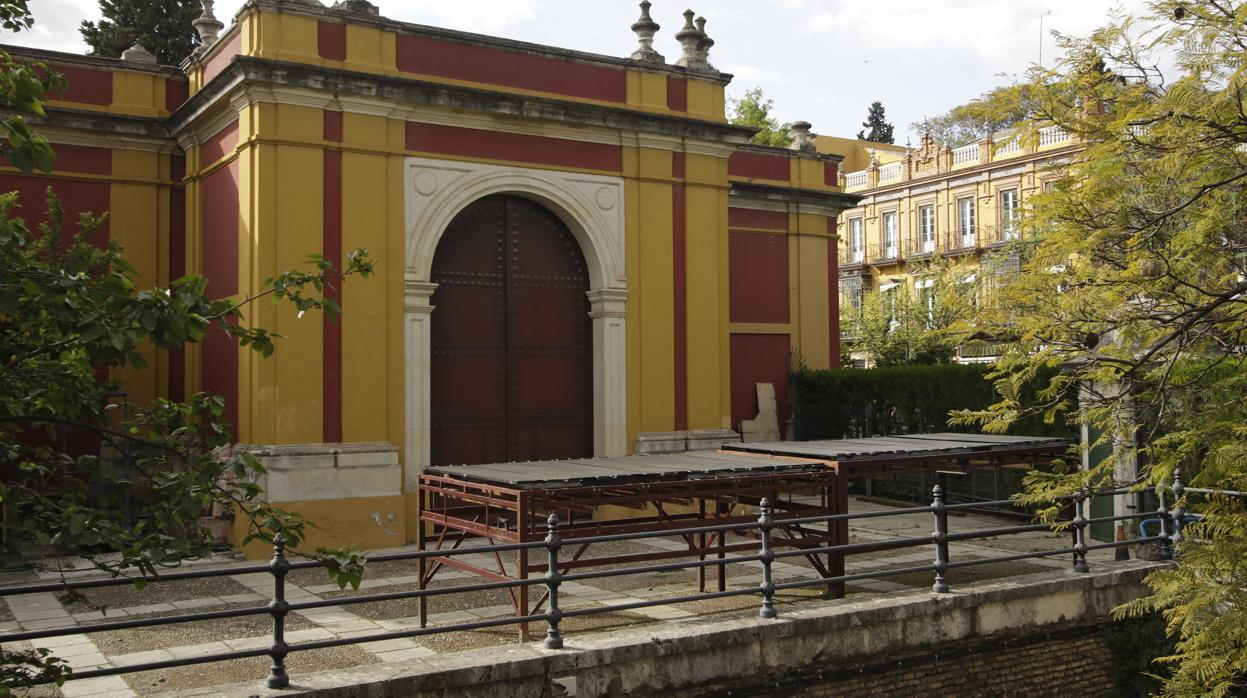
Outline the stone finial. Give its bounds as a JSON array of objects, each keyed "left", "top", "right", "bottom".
[
  {"left": 675, "top": 10, "right": 702, "bottom": 68},
  {"left": 121, "top": 43, "right": 157, "bottom": 65},
  {"left": 630, "top": 1, "right": 664, "bottom": 63},
  {"left": 694, "top": 16, "right": 714, "bottom": 68},
  {"left": 191, "top": 0, "right": 225, "bottom": 58},
  {"left": 332, "top": 0, "right": 379, "bottom": 16},
  {"left": 789, "top": 121, "right": 815, "bottom": 151},
  {"left": 868, "top": 146, "right": 878, "bottom": 166}
]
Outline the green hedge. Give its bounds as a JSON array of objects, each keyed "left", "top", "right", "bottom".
[{"left": 790, "top": 364, "right": 1074, "bottom": 440}]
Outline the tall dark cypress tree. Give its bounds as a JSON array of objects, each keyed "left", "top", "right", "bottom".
[
  {"left": 80, "top": 0, "right": 202, "bottom": 66},
  {"left": 856, "top": 101, "right": 896, "bottom": 144}
]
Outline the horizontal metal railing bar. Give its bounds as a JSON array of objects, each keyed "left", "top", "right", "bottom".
[
  {"left": 781, "top": 504, "right": 936, "bottom": 527},
  {"left": 289, "top": 613, "right": 550, "bottom": 652},
  {"left": 0, "top": 563, "right": 276, "bottom": 596},
  {"left": 1084, "top": 536, "right": 1162, "bottom": 552},
  {"left": 774, "top": 563, "right": 937, "bottom": 592},
  {"left": 283, "top": 576, "right": 549, "bottom": 612},
  {"left": 1082, "top": 511, "right": 1160, "bottom": 526},
  {"left": 769, "top": 534, "right": 933, "bottom": 561},
  {"left": 562, "top": 519, "right": 759, "bottom": 546},
  {"left": 560, "top": 553, "right": 766, "bottom": 583},
  {"left": 943, "top": 547, "right": 1074, "bottom": 570},
  {"left": 0, "top": 604, "right": 272, "bottom": 644},
  {"left": 942, "top": 498, "right": 1019, "bottom": 511},
  {"left": 561, "top": 586, "right": 759, "bottom": 618},
  {"left": 943, "top": 523, "right": 1053, "bottom": 541},
  {"left": 1185, "top": 487, "right": 1247, "bottom": 497},
  {"left": 44, "top": 647, "right": 272, "bottom": 684}
]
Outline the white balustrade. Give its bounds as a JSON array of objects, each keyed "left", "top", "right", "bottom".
[
  {"left": 952, "top": 143, "right": 980, "bottom": 167},
  {"left": 877, "top": 161, "right": 902, "bottom": 183},
  {"left": 844, "top": 170, "right": 869, "bottom": 190},
  {"left": 1038, "top": 125, "right": 1070, "bottom": 147},
  {"left": 994, "top": 137, "right": 1021, "bottom": 156}
]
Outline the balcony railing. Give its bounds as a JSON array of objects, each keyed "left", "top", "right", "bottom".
[
  {"left": 1038, "top": 125, "right": 1070, "bottom": 148},
  {"left": 994, "top": 136, "right": 1021, "bottom": 156},
  {"left": 844, "top": 170, "right": 869, "bottom": 190},
  {"left": 908, "top": 236, "right": 938, "bottom": 258},
  {"left": 951, "top": 143, "right": 980, "bottom": 167},
  {"left": 877, "top": 161, "right": 902, "bottom": 184}
]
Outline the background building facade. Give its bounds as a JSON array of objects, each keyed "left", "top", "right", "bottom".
[{"left": 831, "top": 128, "right": 1080, "bottom": 363}]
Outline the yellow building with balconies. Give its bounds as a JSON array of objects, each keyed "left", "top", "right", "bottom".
[{"left": 828, "top": 127, "right": 1080, "bottom": 362}]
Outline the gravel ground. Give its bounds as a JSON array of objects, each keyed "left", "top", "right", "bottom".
[
  {"left": 87, "top": 603, "right": 314, "bottom": 655},
  {"left": 880, "top": 560, "right": 1051, "bottom": 589},
  {"left": 122, "top": 644, "right": 376, "bottom": 695},
  {"left": 63, "top": 577, "right": 254, "bottom": 614},
  {"left": 415, "top": 609, "right": 652, "bottom": 654}
]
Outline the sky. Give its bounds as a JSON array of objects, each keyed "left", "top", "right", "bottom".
[{"left": 3, "top": 0, "right": 1156, "bottom": 145}]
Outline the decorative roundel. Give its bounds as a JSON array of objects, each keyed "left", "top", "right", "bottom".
[
  {"left": 413, "top": 170, "right": 438, "bottom": 196},
  {"left": 594, "top": 186, "right": 617, "bottom": 210}
]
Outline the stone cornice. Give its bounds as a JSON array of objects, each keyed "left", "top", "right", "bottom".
[
  {"left": 171, "top": 56, "right": 758, "bottom": 146},
  {"left": 729, "top": 181, "right": 862, "bottom": 215},
  {"left": 235, "top": 0, "right": 734, "bottom": 85},
  {"left": 24, "top": 107, "right": 172, "bottom": 142},
  {"left": 2, "top": 44, "right": 186, "bottom": 76},
  {"left": 738, "top": 142, "right": 844, "bottom": 164}
]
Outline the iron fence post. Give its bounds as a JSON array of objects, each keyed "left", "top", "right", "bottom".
[
  {"left": 266, "top": 534, "right": 290, "bottom": 689},
  {"left": 1171, "top": 468, "right": 1185, "bottom": 556},
  {"left": 543, "top": 513, "right": 564, "bottom": 650},
  {"left": 758, "top": 498, "right": 777, "bottom": 619},
  {"left": 1072, "top": 489, "right": 1090, "bottom": 573},
  {"left": 1157, "top": 483, "right": 1172, "bottom": 560},
  {"left": 932, "top": 485, "right": 950, "bottom": 593}
]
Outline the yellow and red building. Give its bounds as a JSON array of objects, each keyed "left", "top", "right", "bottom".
[{"left": 0, "top": 0, "right": 859, "bottom": 554}]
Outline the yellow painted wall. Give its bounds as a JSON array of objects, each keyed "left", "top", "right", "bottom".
[{"left": 231, "top": 495, "right": 407, "bottom": 559}]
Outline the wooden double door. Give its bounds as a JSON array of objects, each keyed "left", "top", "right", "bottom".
[{"left": 429, "top": 195, "right": 593, "bottom": 466}]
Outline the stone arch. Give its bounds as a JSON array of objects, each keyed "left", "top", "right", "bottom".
[{"left": 403, "top": 157, "right": 627, "bottom": 488}]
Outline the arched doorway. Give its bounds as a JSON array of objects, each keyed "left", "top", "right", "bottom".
[{"left": 429, "top": 194, "right": 593, "bottom": 466}]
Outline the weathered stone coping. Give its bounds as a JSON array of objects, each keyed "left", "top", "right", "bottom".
[{"left": 161, "top": 560, "right": 1165, "bottom": 698}]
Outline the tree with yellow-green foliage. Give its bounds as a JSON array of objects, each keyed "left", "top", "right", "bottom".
[{"left": 951, "top": 2, "right": 1247, "bottom": 694}]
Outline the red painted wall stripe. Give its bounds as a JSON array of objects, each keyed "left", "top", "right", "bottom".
[
  {"left": 165, "top": 78, "right": 189, "bottom": 113},
  {"left": 824, "top": 161, "right": 839, "bottom": 187},
  {"left": 728, "top": 207, "right": 787, "bottom": 231},
  {"left": 406, "top": 123, "right": 622, "bottom": 172},
  {"left": 52, "top": 144, "right": 111, "bottom": 176},
  {"left": 201, "top": 30, "right": 241, "bottom": 86},
  {"left": 323, "top": 110, "right": 343, "bottom": 142},
  {"left": 828, "top": 217, "right": 841, "bottom": 368},
  {"left": 171, "top": 154, "right": 186, "bottom": 183},
  {"left": 200, "top": 160, "right": 239, "bottom": 432},
  {"left": 49, "top": 64, "right": 112, "bottom": 106},
  {"left": 396, "top": 34, "right": 627, "bottom": 103},
  {"left": 0, "top": 174, "right": 110, "bottom": 248},
  {"left": 728, "top": 232, "right": 790, "bottom": 324},
  {"left": 201, "top": 120, "right": 239, "bottom": 166},
  {"left": 672, "top": 152, "right": 685, "bottom": 179},
  {"left": 169, "top": 185, "right": 186, "bottom": 402},
  {"left": 672, "top": 184, "right": 688, "bottom": 432},
  {"left": 318, "top": 21, "right": 347, "bottom": 61},
  {"left": 728, "top": 151, "right": 791, "bottom": 182},
  {"left": 666, "top": 77, "right": 687, "bottom": 112},
  {"left": 729, "top": 333, "right": 791, "bottom": 433},
  {"left": 322, "top": 149, "right": 343, "bottom": 443}
]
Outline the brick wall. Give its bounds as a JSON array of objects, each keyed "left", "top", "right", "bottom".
[{"left": 695, "top": 621, "right": 1119, "bottom": 698}]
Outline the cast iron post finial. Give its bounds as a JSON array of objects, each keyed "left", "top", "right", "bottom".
[
  {"left": 675, "top": 10, "right": 702, "bottom": 68},
  {"left": 543, "top": 513, "right": 564, "bottom": 650},
  {"left": 931, "top": 485, "right": 950, "bottom": 593},
  {"left": 630, "top": 1, "right": 664, "bottom": 63},
  {"left": 757, "top": 498, "right": 778, "bottom": 619}
]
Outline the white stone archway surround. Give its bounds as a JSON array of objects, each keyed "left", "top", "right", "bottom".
[{"left": 403, "top": 157, "right": 628, "bottom": 489}]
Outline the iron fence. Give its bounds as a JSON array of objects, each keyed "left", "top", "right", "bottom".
[{"left": 0, "top": 476, "right": 1196, "bottom": 690}]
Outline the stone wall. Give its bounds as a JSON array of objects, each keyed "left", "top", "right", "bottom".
[{"left": 186, "top": 561, "right": 1164, "bottom": 698}]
